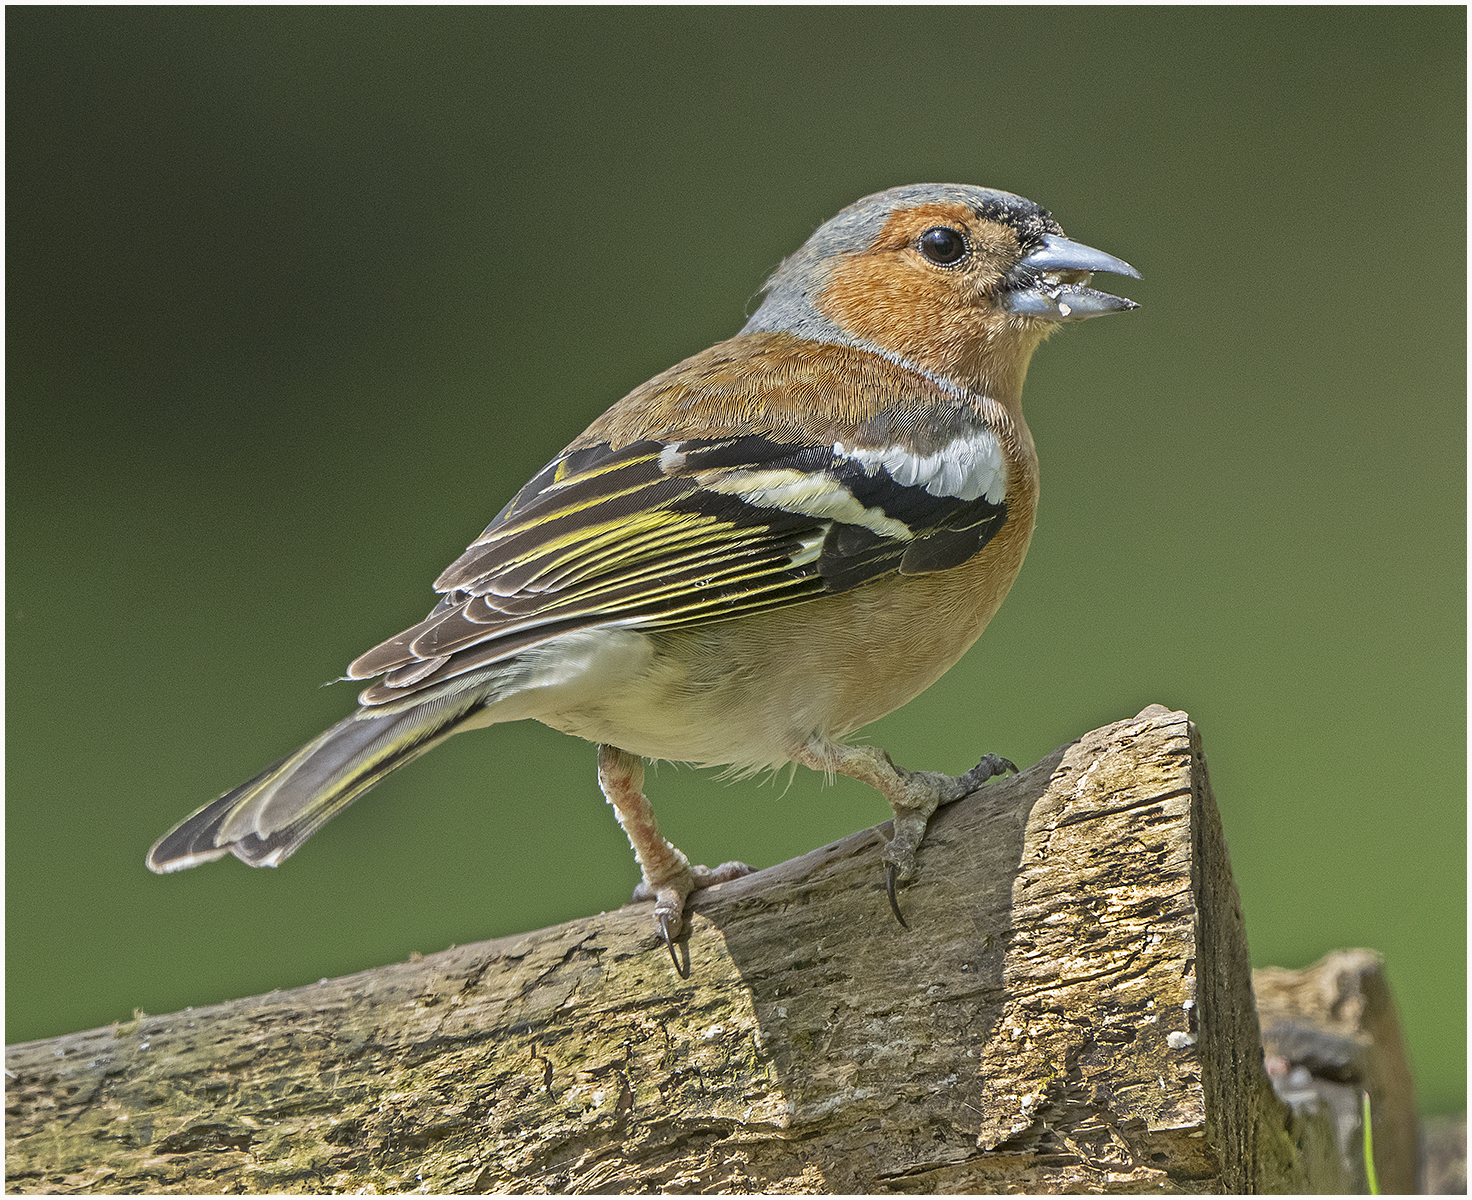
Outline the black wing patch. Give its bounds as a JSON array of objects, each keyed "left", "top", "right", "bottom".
[{"left": 670, "top": 435, "right": 1008, "bottom": 584}]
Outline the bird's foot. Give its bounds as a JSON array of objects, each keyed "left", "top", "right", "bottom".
[
  {"left": 600, "top": 745, "right": 757, "bottom": 975},
  {"left": 631, "top": 859, "right": 754, "bottom": 904},
  {"left": 631, "top": 859, "right": 754, "bottom": 977},
  {"left": 880, "top": 752, "right": 1017, "bottom": 926},
  {"left": 792, "top": 738, "right": 1016, "bottom": 926}
]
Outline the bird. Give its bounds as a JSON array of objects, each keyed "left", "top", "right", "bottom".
[{"left": 147, "top": 183, "right": 1139, "bottom": 975}]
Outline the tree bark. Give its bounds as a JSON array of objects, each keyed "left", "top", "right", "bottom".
[{"left": 3, "top": 706, "right": 1396, "bottom": 1192}]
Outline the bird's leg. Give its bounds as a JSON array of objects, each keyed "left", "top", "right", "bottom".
[
  {"left": 596, "top": 744, "right": 751, "bottom": 975},
  {"left": 792, "top": 739, "right": 1016, "bottom": 925},
  {"left": 597, "top": 745, "right": 690, "bottom": 954}
]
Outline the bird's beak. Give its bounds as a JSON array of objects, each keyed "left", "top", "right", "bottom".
[{"left": 1003, "top": 233, "right": 1141, "bottom": 322}]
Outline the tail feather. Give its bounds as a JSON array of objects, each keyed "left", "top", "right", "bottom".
[{"left": 146, "top": 689, "right": 487, "bottom": 874}]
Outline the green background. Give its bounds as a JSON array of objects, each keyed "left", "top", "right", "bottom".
[{"left": 8, "top": 9, "right": 1465, "bottom": 1114}]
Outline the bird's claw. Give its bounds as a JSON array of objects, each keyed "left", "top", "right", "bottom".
[
  {"left": 962, "top": 753, "right": 1018, "bottom": 790},
  {"left": 657, "top": 907, "right": 690, "bottom": 978},
  {"left": 885, "top": 863, "right": 908, "bottom": 928}
]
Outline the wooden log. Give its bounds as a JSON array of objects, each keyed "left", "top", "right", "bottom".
[
  {"left": 1419, "top": 1113, "right": 1467, "bottom": 1194},
  {"left": 4, "top": 706, "right": 1349, "bottom": 1192},
  {"left": 1255, "top": 949, "right": 1421, "bottom": 1193}
]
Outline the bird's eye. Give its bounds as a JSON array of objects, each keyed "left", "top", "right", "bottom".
[{"left": 917, "top": 226, "right": 968, "bottom": 267}]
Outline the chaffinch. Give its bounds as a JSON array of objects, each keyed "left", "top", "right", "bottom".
[{"left": 148, "top": 183, "right": 1139, "bottom": 974}]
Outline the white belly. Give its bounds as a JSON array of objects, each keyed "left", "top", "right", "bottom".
[{"left": 492, "top": 570, "right": 1005, "bottom": 773}]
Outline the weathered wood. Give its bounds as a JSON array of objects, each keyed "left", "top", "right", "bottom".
[
  {"left": 6, "top": 706, "right": 1336, "bottom": 1192},
  {"left": 1419, "top": 1113, "right": 1467, "bottom": 1194},
  {"left": 1255, "top": 949, "right": 1421, "bottom": 1192}
]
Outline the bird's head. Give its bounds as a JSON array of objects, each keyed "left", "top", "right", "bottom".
[{"left": 743, "top": 183, "right": 1139, "bottom": 400}]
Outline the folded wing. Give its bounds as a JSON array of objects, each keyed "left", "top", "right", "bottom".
[{"left": 348, "top": 432, "right": 1009, "bottom": 704}]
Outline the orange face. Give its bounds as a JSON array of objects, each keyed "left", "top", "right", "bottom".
[{"left": 817, "top": 202, "right": 1053, "bottom": 398}]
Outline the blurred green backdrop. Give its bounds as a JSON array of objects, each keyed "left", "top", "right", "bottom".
[{"left": 8, "top": 9, "right": 1464, "bottom": 1114}]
